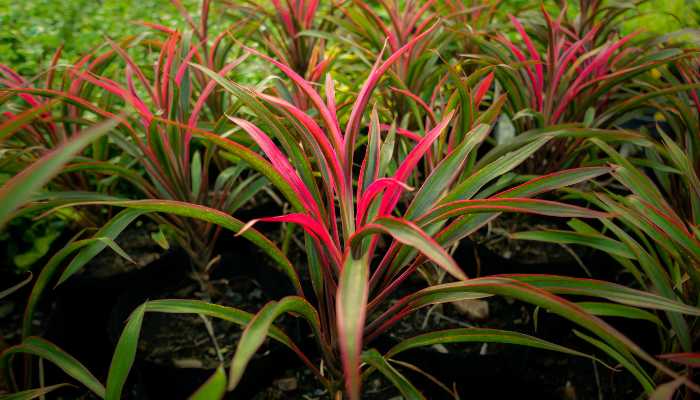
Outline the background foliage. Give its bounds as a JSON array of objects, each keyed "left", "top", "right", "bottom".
[{"left": 0, "top": 0, "right": 199, "bottom": 75}]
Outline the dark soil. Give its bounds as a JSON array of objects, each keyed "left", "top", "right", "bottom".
[
  {"left": 252, "top": 368, "right": 401, "bottom": 400},
  {"left": 136, "top": 277, "right": 271, "bottom": 369}
]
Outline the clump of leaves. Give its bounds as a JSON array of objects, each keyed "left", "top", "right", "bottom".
[
  {"left": 61, "top": 18, "right": 269, "bottom": 275},
  {"left": 513, "top": 135, "right": 700, "bottom": 396}
]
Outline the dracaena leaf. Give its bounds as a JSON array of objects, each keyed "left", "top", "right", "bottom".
[
  {"left": 502, "top": 275, "right": 700, "bottom": 316},
  {"left": 229, "top": 297, "right": 321, "bottom": 390},
  {"left": 239, "top": 214, "right": 341, "bottom": 267},
  {"left": 575, "top": 302, "right": 664, "bottom": 327},
  {"left": 0, "top": 383, "right": 74, "bottom": 400},
  {"left": 385, "top": 328, "right": 597, "bottom": 362},
  {"left": 351, "top": 217, "right": 467, "bottom": 281},
  {"left": 495, "top": 166, "right": 612, "bottom": 198},
  {"left": 229, "top": 117, "right": 321, "bottom": 219},
  {"left": 336, "top": 252, "right": 371, "bottom": 400},
  {"left": 0, "top": 337, "right": 105, "bottom": 398},
  {"left": 417, "top": 198, "right": 607, "bottom": 226},
  {"left": 405, "top": 124, "right": 491, "bottom": 220},
  {"left": 57, "top": 209, "right": 146, "bottom": 286},
  {"left": 189, "top": 365, "right": 226, "bottom": 400},
  {"left": 344, "top": 23, "right": 441, "bottom": 172},
  {"left": 106, "top": 304, "right": 145, "bottom": 400},
  {"left": 444, "top": 136, "right": 550, "bottom": 202},
  {"left": 361, "top": 349, "right": 425, "bottom": 400},
  {"left": 511, "top": 230, "right": 634, "bottom": 259}
]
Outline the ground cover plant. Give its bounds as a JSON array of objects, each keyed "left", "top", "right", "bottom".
[{"left": 1, "top": 0, "right": 700, "bottom": 399}]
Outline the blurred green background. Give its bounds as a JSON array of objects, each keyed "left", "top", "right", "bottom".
[
  {"left": 1, "top": 0, "right": 698, "bottom": 77},
  {"left": 0, "top": 0, "right": 199, "bottom": 75}
]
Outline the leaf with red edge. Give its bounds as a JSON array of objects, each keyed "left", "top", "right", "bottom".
[
  {"left": 351, "top": 216, "right": 467, "bottom": 281},
  {"left": 229, "top": 117, "right": 320, "bottom": 219},
  {"left": 473, "top": 72, "right": 495, "bottom": 107},
  {"left": 658, "top": 353, "right": 700, "bottom": 368},
  {"left": 238, "top": 213, "right": 341, "bottom": 267},
  {"left": 0, "top": 100, "right": 57, "bottom": 143},
  {"left": 417, "top": 198, "right": 607, "bottom": 226},
  {"left": 336, "top": 251, "right": 371, "bottom": 400},
  {"left": 380, "top": 110, "right": 455, "bottom": 214},
  {"left": 241, "top": 46, "right": 343, "bottom": 152},
  {"left": 357, "top": 178, "right": 413, "bottom": 226}
]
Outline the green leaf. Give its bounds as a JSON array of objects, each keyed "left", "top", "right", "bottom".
[
  {"left": 57, "top": 209, "right": 145, "bottom": 286},
  {"left": 576, "top": 302, "right": 664, "bottom": 327},
  {"left": 351, "top": 217, "right": 467, "bottom": 281},
  {"left": 188, "top": 365, "right": 226, "bottom": 400},
  {"left": 0, "top": 383, "right": 73, "bottom": 400},
  {"left": 0, "top": 337, "right": 105, "bottom": 398},
  {"left": 361, "top": 349, "right": 425, "bottom": 400},
  {"left": 444, "top": 136, "right": 550, "bottom": 202},
  {"left": 0, "top": 273, "right": 32, "bottom": 300},
  {"left": 496, "top": 167, "right": 612, "bottom": 198},
  {"left": 228, "top": 297, "right": 321, "bottom": 391},
  {"left": 505, "top": 275, "right": 700, "bottom": 316},
  {"left": 511, "top": 230, "right": 634, "bottom": 259},
  {"left": 406, "top": 124, "right": 491, "bottom": 220},
  {"left": 50, "top": 200, "right": 302, "bottom": 295},
  {"left": 385, "top": 328, "right": 599, "bottom": 362},
  {"left": 105, "top": 304, "right": 145, "bottom": 400}
]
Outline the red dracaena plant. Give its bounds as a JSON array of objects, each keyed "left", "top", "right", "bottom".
[
  {"left": 63, "top": 24, "right": 267, "bottom": 274},
  {"left": 481, "top": 6, "right": 682, "bottom": 129},
  {"left": 100, "top": 32, "right": 697, "bottom": 398},
  {"left": 335, "top": 0, "right": 452, "bottom": 128},
  {"left": 234, "top": 0, "right": 332, "bottom": 110},
  {"left": 0, "top": 49, "right": 134, "bottom": 227},
  {"left": 153, "top": 0, "right": 258, "bottom": 117}
]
